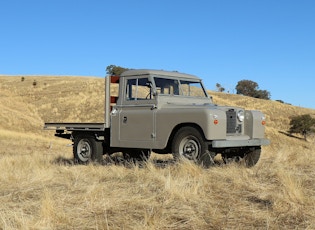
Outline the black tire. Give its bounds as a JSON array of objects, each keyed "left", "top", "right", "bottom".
[
  {"left": 73, "top": 135, "right": 103, "bottom": 164},
  {"left": 172, "top": 126, "right": 215, "bottom": 167},
  {"left": 123, "top": 149, "right": 151, "bottom": 163},
  {"left": 243, "top": 147, "right": 261, "bottom": 167},
  {"left": 222, "top": 147, "right": 261, "bottom": 167}
]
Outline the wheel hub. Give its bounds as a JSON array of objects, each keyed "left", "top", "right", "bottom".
[
  {"left": 180, "top": 137, "right": 199, "bottom": 160},
  {"left": 77, "top": 140, "right": 91, "bottom": 161},
  {"left": 81, "top": 145, "right": 89, "bottom": 156},
  {"left": 184, "top": 143, "right": 195, "bottom": 154}
]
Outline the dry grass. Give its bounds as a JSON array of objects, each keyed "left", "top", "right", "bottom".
[{"left": 1, "top": 76, "right": 315, "bottom": 229}]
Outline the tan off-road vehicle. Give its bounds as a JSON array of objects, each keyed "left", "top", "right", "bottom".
[{"left": 45, "top": 69, "right": 270, "bottom": 167}]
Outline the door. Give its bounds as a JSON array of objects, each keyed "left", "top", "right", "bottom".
[
  {"left": 119, "top": 106, "right": 155, "bottom": 146},
  {"left": 118, "top": 76, "right": 156, "bottom": 148}
]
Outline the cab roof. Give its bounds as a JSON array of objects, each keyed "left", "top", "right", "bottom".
[{"left": 120, "top": 69, "right": 201, "bottom": 80}]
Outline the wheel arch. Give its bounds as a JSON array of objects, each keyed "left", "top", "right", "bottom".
[{"left": 166, "top": 123, "right": 207, "bottom": 151}]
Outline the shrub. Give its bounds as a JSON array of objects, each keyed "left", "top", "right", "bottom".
[
  {"left": 289, "top": 114, "right": 315, "bottom": 141},
  {"left": 236, "top": 80, "right": 270, "bottom": 100}
]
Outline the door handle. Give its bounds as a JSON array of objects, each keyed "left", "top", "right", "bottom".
[{"left": 123, "top": 116, "right": 127, "bottom": 123}]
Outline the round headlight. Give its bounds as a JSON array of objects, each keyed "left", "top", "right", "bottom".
[{"left": 237, "top": 110, "right": 245, "bottom": 122}]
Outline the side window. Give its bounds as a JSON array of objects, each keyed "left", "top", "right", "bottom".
[{"left": 126, "top": 77, "right": 152, "bottom": 100}]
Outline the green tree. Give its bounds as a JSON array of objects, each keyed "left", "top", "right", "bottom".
[
  {"left": 254, "top": 89, "right": 271, "bottom": 100},
  {"left": 236, "top": 80, "right": 270, "bottom": 100},
  {"left": 106, "top": 65, "right": 129, "bottom": 76},
  {"left": 289, "top": 114, "right": 315, "bottom": 141},
  {"left": 216, "top": 83, "right": 225, "bottom": 92},
  {"left": 236, "top": 80, "right": 258, "bottom": 97}
]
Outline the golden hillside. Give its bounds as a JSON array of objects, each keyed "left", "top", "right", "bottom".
[{"left": 0, "top": 76, "right": 314, "bottom": 229}]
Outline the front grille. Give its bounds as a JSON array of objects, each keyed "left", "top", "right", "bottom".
[{"left": 226, "top": 110, "right": 237, "bottom": 134}]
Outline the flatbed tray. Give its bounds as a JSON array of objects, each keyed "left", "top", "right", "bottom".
[{"left": 44, "top": 123, "right": 106, "bottom": 131}]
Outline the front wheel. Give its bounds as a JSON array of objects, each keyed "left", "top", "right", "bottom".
[
  {"left": 222, "top": 147, "right": 261, "bottom": 167},
  {"left": 73, "top": 135, "right": 103, "bottom": 164},
  {"left": 243, "top": 147, "right": 261, "bottom": 167},
  {"left": 172, "top": 126, "right": 215, "bottom": 167}
]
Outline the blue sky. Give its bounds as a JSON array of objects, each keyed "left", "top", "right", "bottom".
[{"left": 1, "top": 0, "right": 315, "bottom": 109}]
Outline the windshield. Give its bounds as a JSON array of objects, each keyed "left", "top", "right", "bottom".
[{"left": 154, "top": 77, "right": 207, "bottom": 98}]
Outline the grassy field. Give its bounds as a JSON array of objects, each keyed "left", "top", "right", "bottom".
[{"left": 0, "top": 76, "right": 314, "bottom": 229}]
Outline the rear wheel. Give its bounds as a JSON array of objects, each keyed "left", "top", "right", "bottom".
[
  {"left": 73, "top": 135, "right": 103, "bottom": 164},
  {"left": 172, "top": 126, "right": 215, "bottom": 167}
]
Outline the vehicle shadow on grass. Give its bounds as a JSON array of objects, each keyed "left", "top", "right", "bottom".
[
  {"left": 52, "top": 155, "right": 225, "bottom": 169},
  {"left": 51, "top": 155, "right": 177, "bottom": 169},
  {"left": 278, "top": 130, "right": 305, "bottom": 140}
]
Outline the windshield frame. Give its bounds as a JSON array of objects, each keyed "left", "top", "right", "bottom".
[{"left": 153, "top": 76, "right": 209, "bottom": 98}]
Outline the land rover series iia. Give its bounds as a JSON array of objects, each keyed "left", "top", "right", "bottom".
[{"left": 45, "top": 69, "right": 270, "bottom": 167}]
